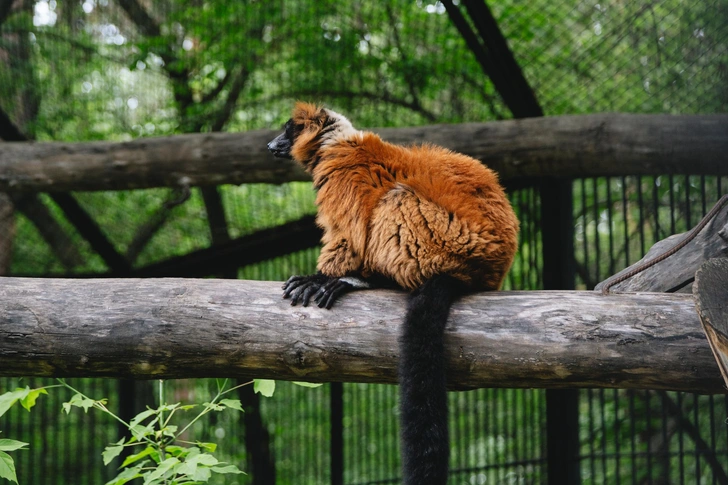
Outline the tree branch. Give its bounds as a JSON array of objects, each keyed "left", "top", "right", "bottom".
[
  {"left": 209, "top": 64, "right": 251, "bottom": 132},
  {"left": 115, "top": 0, "right": 160, "bottom": 37},
  {"left": 125, "top": 187, "right": 189, "bottom": 264},
  {"left": 460, "top": 0, "right": 543, "bottom": 118},
  {"left": 384, "top": 4, "right": 429, "bottom": 119},
  {"left": 11, "top": 194, "right": 85, "bottom": 270},
  {"left": 115, "top": 0, "right": 194, "bottom": 121},
  {"left": 122, "top": 215, "right": 319, "bottom": 278},
  {"left": 200, "top": 69, "right": 233, "bottom": 104},
  {"left": 49, "top": 193, "right": 131, "bottom": 273},
  {"left": 290, "top": 89, "right": 438, "bottom": 122}
]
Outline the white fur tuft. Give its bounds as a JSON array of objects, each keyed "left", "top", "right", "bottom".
[
  {"left": 338, "top": 276, "right": 371, "bottom": 289},
  {"left": 321, "top": 109, "right": 361, "bottom": 146}
]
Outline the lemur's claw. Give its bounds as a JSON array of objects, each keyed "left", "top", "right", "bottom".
[
  {"left": 282, "top": 274, "right": 355, "bottom": 309},
  {"left": 282, "top": 273, "right": 329, "bottom": 307}
]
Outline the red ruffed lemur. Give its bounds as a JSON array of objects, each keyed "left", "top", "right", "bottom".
[{"left": 268, "top": 102, "right": 519, "bottom": 484}]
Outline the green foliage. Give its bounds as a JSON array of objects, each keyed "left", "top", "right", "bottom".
[
  {"left": 0, "top": 386, "right": 49, "bottom": 483},
  {"left": 0, "top": 378, "right": 327, "bottom": 484},
  {"left": 57, "top": 379, "right": 247, "bottom": 485},
  {"left": 0, "top": 439, "right": 29, "bottom": 484},
  {"left": 252, "top": 380, "right": 275, "bottom": 398},
  {"left": 5, "top": 0, "right": 722, "bottom": 146},
  {"left": 0, "top": 388, "right": 47, "bottom": 417},
  {"left": 291, "top": 382, "right": 324, "bottom": 389}
]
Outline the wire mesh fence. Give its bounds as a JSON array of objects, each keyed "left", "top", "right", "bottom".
[{"left": 1, "top": 0, "right": 727, "bottom": 484}]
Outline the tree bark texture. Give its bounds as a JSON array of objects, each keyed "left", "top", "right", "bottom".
[
  {"left": 693, "top": 258, "right": 728, "bottom": 388},
  {"left": 0, "top": 277, "right": 722, "bottom": 393},
  {"left": 0, "top": 114, "right": 726, "bottom": 193}
]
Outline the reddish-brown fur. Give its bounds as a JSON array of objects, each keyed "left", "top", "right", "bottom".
[{"left": 290, "top": 102, "right": 519, "bottom": 291}]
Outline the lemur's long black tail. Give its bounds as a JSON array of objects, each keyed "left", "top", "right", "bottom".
[{"left": 399, "top": 274, "right": 461, "bottom": 485}]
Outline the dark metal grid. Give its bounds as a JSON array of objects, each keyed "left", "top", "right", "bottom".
[{"left": 574, "top": 175, "right": 728, "bottom": 484}]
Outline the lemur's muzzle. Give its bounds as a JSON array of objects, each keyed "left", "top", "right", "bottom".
[{"left": 267, "top": 132, "right": 292, "bottom": 159}]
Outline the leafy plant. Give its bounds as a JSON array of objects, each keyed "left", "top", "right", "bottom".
[
  {"left": 0, "top": 386, "right": 49, "bottom": 484},
  {"left": 59, "top": 378, "right": 248, "bottom": 485},
  {"left": 0, "top": 378, "right": 322, "bottom": 484}
]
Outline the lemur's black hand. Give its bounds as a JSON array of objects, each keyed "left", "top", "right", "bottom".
[
  {"left": 312, "top": 277, "right": 355, "bottom": 309},
  {"left": 282, "top": 273, "right": 329, "bottom": 307},
  {"left": 282, "top": 274, "right": 364, "bottom": 309}
]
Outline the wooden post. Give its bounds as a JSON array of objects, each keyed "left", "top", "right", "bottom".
[{"left": 694, "top": 258, "right": 728, "bottom": 388}]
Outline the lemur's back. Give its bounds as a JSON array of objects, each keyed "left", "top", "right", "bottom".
[{"left": 313, "top": 133, "right": 519, "bottom": 291}]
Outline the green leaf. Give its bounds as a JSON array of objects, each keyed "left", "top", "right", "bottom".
[
  {"left": 104, "top": 463, "right": 144, "bottom": 485},
  {"left": 175, "top": 451, "right": 218, "bottom": 479},
  {"left": 120, "top": 446, "right": 156, "bottom": 468},
  {"left": 193, "top": 466, "right": 212, "bottom": 482},
  {"left": 63, "top": 393, "right": 96, "bottom": 414},
  {"left": 175, "top": 459, "right": 197, "bottom": 478},
  {"left": 142, "top": 457, "right": 179, "bottom": 485},
  {"left": 292, "top": 381, "right": 324, "bottom": 388},
  {"left": 0, "top": 440, "right": 28, "bottom": 452},
  {"left": 253, "top": 379, "right": 275, "bottom": 397},
  {"left": 211, "top": 464, "right": 245, "bottom": 475},
  {"left": 0, "top": 451, "right": 18, "bottom": 484},
  {"left": 0, "top": 388, "right": 30, "bottom": 418},
  {"left": 129, "top": 408, "right": 158, "bottom": 428},
  {"left": 102, "top": 438, "right": 126, "bottom": 466},
  {"left": 196, "top": 442, "right": 217, "bottom": 453},
  {"left": 130, "top": 422, "right": 156, "bottom": 441},
  {"left": 219, "top": 399, "right": 244, "bottom": 412},
  {"left": 202, "top": 401, "right": 226, "bottom": 411},
  {"left": 155, "top": 403, "right": 181, "bottom": 413},
  {"left": 192, "top": 454, "right": 218, "bottom": 466},
  {"left": 20, "top": 388, "right": 47, "bottom": 412},
  {"left": 164, "top": 446, "right": 189, "bottom": 458}
]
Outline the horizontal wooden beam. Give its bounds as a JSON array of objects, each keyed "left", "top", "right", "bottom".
[
  {"left": 1, "top": 114, "right": 726, "bottom": 193},
  {"left": 0, "top": 277, "right": 722, "bottom": 393}
]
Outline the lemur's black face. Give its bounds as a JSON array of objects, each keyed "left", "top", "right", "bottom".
[{"left": 267, "top": 119, "right": 297, "bottom": 159}]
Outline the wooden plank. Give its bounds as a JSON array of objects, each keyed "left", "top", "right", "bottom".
[
  {"left": 694, "top": 258, "right": 728, "bottom": 388},
  {"left": 0, "top": 277, "right": 723, "bottom": 392}
]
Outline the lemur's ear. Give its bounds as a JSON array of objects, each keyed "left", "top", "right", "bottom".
[
  {"left": 292, "top": 101, "right": 326, "bottom": 126},
  {"left": 314, "top": 108, "right": 328, "bottom": 125}
]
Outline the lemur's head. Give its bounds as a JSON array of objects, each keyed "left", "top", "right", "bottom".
[{"left": 267, "top": 102, "right": 357, "bottom": 167}]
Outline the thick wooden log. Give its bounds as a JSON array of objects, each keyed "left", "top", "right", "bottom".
[
  {"left": 1, "top": 114, "right": 726, "bottom": 193},
  {"left": 0, "top": 277, "right": 722, "bottom": 393}
]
